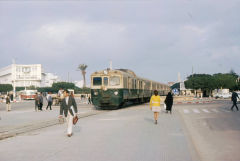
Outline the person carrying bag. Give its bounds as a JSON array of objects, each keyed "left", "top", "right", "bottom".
[
  {"left": 59, "top": 90, "right": 78, "bottom": 137},
  {"left": 71, "top": 105, "right": 78, "bottom": 125}
]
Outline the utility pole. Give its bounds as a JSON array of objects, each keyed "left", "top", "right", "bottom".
[
  {"left": 68, "top": 72, "right": 69, "bottom": 82},
  {"left": 110, "top": 60, "right": 112, "bottom": 70},
  {"left": 192, "top": 66, "right": 196, "bottom": 97}
]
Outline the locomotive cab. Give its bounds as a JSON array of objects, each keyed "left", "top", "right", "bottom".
[{"left": 91, "top": 70, "right": 124, "bottom": 109}]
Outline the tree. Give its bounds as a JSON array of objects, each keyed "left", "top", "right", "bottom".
[
  {"left": 37, "top": 87, "right": 57, "bottom": 93},
  {"left": 16, "top": 87, "right": 25, "bottom": 91},
  {"left": 184, "top": 74, "right": 215, "bottom": 96},
  {"left": 26, "top": 86, "right": 36, "bottom": 90},
  {"left": 184, "top": 73, "right": 239, "bottom": 92},
  {"left": 0, "top": 84, "right": 13, "bottom": 92},
  {"left": 184, "top": 74, "right": 214, "bottom": 90},
  {"left": 229, "top": 69, "right": 238, "bottom": 77},
  {"left": 78, "top": 64, "right": 88, "bottom": 88},
  {"left": 212, "top": 73, "right": 238, "bottom": 90},
  {"left": 52, "top": 82, "right": 75, "bottom": 91}
]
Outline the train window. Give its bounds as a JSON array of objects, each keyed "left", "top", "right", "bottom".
[
  {"left": 104, "top": 77, "right": 108, "bottom": 86},
  {"left": 110, "top": 76, "right": 120, "bottom": 86},
  {"left": 93, "top": 77, "right": 102, "bottom": 86}
]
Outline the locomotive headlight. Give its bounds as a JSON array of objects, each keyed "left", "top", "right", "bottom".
[
  {"left": 94, "top": 92, "right": 98, "bottom": 95},
  {"left": 114, "top": 91, "right": 118, "bottom": 95}
]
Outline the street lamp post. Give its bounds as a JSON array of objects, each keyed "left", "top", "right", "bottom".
[{"left": 12, "top": 80, "right": 16, "bottom": 100}]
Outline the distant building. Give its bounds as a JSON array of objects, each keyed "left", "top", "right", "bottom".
[
  {"left": 0, "top": 64, "right": 60, "bottom": 88},
  {"left": 74, "top": 80, "right": 84, "bottom": 88},
  {"left": 42, "top": 73, "right": 60, "bottom": 87}
]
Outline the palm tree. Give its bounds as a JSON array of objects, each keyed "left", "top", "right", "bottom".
[{"left": 78, "top": 64, "right": 88, "bottom": 87}]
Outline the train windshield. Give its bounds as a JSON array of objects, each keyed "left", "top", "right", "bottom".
[
  {"left": 93, "top": 77, "right": 102, "bottom": 86},
  {"left": 110, "top": 76, "right": 120, "bottom": 86},
  {"left": 104, "top": 77, "right": 108, "bottom": 86}
]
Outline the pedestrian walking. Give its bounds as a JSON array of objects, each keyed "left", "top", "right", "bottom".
[
  {"left": 88, "top": 96, "right": 92, "bottom": 104},
  {"left": 34, "top": 93, "right": 39, "bottom": 111},
  {"left": 46, "top": 92, "right": 52, "bottom": 110},
  {"left": 59, "top": 90, "right": 78, "bottom": 137},
  {"left": 150, "top": 90, "right": 161, "bottom": 124},
  {"left": 231, "top": 91, "right": 239, "bottom": 111},
  {"left": 70, "top": 91, "right": 74, "bottom": 98},
  {"left": 6, "top": 94, "right": 11, "bottom": 111},
  {"left": 38, "top": 92, "right": 43, "bottom": 111},
  {"left": 164, "top": 92, "right": 173, "bottom": 114},
  {"left": 58, "top": 88, "right": 64, "bottom": 99}
]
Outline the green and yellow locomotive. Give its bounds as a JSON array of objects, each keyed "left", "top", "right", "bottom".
[{"left": 90, "top": 69, "right": 170, "bottom": 109}]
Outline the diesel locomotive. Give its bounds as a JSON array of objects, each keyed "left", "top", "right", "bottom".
[{"left": 90, "top": 69, "right": 170, "bottom": 109}]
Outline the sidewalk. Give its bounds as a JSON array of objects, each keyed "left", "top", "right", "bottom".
[
  {"left": 0, "top": 105, "right": 106, "bottom": 140},
  {"left": 0, "top": 104, "right": 199, "bottom": 161}
]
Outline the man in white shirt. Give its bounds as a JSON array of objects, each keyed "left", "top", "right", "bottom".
[
  {"left": 46, "top": 92, "right": 53, "bottom": 110},
  {"left": 59, "top": 90, "right": 78, "bottom": 137}
]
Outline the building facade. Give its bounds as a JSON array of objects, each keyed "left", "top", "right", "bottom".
[
  {"left": 42, "top": 73, "right": 60, "bottom": 87},
  {"left": 0, "top": 64, "right": 59, "bottom": 88},
  {"left": 74, "top": 80, "right": 84, "bottom": 88}
]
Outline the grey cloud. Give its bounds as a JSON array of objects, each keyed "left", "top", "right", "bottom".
[{"left": 0, "top": 0, "right": 240, "bottom": 84}]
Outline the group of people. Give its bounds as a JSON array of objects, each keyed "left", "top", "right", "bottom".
[
  {"left": 150, "top": 90, "right": 173, "bottom": 124},
  {"left": 57, "top": 89, "right": 173, "bottom": 136},
  {"left": 34, "top": 92, "right": 53, "bottom": 111},
  {"left": 54, "top": 88, "right": 240, "bottom": 137},
  {"left": 150, "top": 90, "right": 240, "bottom": 124}
]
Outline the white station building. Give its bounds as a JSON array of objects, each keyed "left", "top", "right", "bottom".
[{"left": 0, "top": 64, "right": 60, "bottom": 88}]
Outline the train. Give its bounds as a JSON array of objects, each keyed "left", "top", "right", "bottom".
[{"left": 90, "top": 69, "right": 170, "bottom": 109}]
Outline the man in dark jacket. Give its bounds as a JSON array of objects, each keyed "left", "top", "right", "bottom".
[
  {"left": 34, "top": 93, "right": 39, "bottom": 111},
  {"left": 38, "top": 92, "right": 43, "bottom": 111},
  {"left": 231, "top": 91, "right": 239, "bottom": 111},
  {"left": 59, "top": 90, "right": 78, "bottom": 137}
]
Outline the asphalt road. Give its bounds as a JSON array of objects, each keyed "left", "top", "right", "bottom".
[
  {"left": 0, "top": 100, "right": 239, "bottom": 161},
  {"left": 176, "top": 100, "right": 240, "bottom": 161},
  {"left": 0, "top": 103, "right": 197, "bottom": 161}
]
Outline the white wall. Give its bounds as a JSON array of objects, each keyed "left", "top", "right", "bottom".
[{"left": 0, "top": 64, "right": 59, "bottom": 87}]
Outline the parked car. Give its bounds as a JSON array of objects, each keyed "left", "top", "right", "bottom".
[
  {"left": 221, "top": 93, "right": 232, "bottom": 99},
  {"left": 214, "top": 92, "right": 232, "bottom": 99}
]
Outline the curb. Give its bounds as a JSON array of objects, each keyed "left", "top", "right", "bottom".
[{"left": 0, "top": 110, "right": 106, "bottom": 141}]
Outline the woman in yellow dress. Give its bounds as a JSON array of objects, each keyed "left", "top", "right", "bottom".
[{"left": 150, "top": 90, "right": 161, "bottom": 124}]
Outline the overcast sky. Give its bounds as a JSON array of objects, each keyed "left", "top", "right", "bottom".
[{"left": 0, "top": 0, "right": 239, "bottom": 85}]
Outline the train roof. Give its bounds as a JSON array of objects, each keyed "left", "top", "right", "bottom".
[
  {"left": 91, "top": 69, "right": 169, "bottom": 87},
  {"left": 116, "top": 69, "right": 136, "bottom": 77},
  {"left": 92, "top": 68, "right": 136, "bottom": 77}
]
